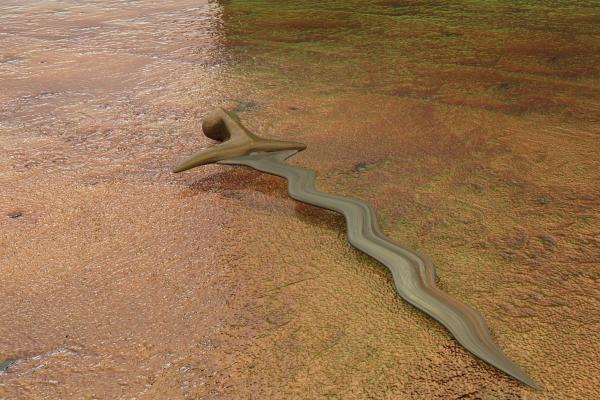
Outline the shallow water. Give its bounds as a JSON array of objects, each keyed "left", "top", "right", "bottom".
[{"left": 1, "top": 0, "right": 599, "bottom": 399}]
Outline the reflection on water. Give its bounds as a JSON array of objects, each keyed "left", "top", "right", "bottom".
[
  {"left": 0, "top": 0, "right": 226, "bottom": 183},
  {"left": 1, "top": 0, "right": 599, "bottom": 399}
]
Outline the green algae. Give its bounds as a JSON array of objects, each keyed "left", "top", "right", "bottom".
[{"left": 220, "top": 0, "right": 600, "bottom": 121}]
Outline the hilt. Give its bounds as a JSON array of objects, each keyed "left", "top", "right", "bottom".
[{"left": 173, "top": 108, "right": 306, "bottom": 173}]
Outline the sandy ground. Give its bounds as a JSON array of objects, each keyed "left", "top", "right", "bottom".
[{"left": 1, "top": 1, "right": 599, "bottom": 399}]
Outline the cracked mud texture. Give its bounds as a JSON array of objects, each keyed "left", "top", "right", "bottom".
[{"left": 1, "top": 0, "right": 599, "bottom": 399}]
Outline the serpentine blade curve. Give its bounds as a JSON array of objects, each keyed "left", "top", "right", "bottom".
[{"left": 173, "top": 108, "right": 539, "bottom": 389}]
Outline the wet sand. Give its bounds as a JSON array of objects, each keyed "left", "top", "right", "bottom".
[{"left": 1, "top": 0, "right": 599, "bottom": 399}]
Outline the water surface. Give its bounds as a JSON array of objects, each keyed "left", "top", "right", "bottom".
[{"left": 1, "top": 1, "right": 599, "bottom": 399}]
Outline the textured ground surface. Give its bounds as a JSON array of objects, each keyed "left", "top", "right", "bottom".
[{"left": 1, "top": 0, "right": 599, "bottom": 399}]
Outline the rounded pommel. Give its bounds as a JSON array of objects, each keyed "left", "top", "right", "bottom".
[
  {"left": 173, "top": 108, "right": 307, "bottom": 173},
  {"left": 202, "top": 109, "right": 240, "bottom": 141}
]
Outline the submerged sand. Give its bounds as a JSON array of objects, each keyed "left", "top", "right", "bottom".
[{"left": 1, "top": 0, "right": 599, "bottom": 399}]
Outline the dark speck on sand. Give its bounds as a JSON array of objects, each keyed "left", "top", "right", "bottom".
[{"left": 0, "top": 359, "right": 18, "bottom": 373}]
